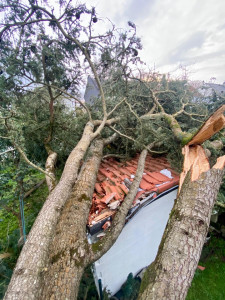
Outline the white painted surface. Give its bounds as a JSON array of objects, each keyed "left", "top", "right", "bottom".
[{"left": 93, "top": 189, "right": 178, "bottom": 296}]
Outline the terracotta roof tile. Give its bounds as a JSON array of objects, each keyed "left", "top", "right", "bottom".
[{"left": 88, "top": 154, "right": 179, "bottom": 229}]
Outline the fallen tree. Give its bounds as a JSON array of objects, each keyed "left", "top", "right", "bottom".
[{"left": 1, "top": 1, "right": 225, "bottom": 299}]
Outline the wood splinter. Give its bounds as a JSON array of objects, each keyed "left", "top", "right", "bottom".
[{"left": 179, "top": 105, "right": 225, "bottom": 193}]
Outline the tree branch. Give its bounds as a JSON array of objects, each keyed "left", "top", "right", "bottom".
[
  {"left": 0, "top": 148, "right": 15, "bottom": 156},
  {"left": 90, "top": 148, "right": 148, "bottom": 261},
  {"left": 13, "top": 142, "right": 55, "bottom": 181}
]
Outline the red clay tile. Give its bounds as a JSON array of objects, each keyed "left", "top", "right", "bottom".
[
  {"left": 135, "top": 190, "right": 146, "bottom": 200},
  {"left": 97, "top": 173, "right": 106, "bottom": 182},
  {"left": 100, "top": 193, "right": 116, "bottom": 204},
  {"left": 119, "top": 184, "right": 129, "bottom": 194},
  {"left": 139, "top": 178, "right": 155, "bottom": 190},
  {"left": 143, "top": 174, "right": 162, "bottom": 184},
  {"left": 102, "top": 221, "right": 111, "bottom": 230},
  {"left": 89, "top": 153, "right": 180, "bottom": 228},
  {"left": 95, "top": 183, "right": 104, "bottom": 194},
  {"left": 149, "top": 172, "right": 171, "bottom": 182}
]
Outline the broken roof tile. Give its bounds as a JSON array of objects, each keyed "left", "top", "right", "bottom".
[{"left": 88, "top": 154, "right": 179, "bottom": 228}]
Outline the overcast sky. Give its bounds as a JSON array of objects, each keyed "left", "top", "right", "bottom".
[{"left": 85, "top": 0, "right": 225, "bottom": 83}]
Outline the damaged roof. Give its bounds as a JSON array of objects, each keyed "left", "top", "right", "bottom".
[{"left": 88, "top": 154, "right": 179, "bottom": 233}]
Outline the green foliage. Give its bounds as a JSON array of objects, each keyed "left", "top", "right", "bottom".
[
  {"left": 186, "top": 235, "right": 225, "bottom": 300},
  {"left": 118, "top": 273, "right": 141, "bottom": 300},
  {"left": 0, "top": 173, "right": 48, "bottom": 298},
  {"left": 77, "top": 266, "right": 99, "bottom": 300}
]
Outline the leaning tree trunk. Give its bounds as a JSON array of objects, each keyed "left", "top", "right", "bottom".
[
  {"left": 4, "top": 122, "right": 95, "bottom": 300},
  {"left": 41, "top": 138, "right": 104, "bottom": 300},
  {"left": 138, "top": 164, "right": 225, "bottom": 300}
]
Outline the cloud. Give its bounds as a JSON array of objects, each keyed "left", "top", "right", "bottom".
[
  {"left": 165, "top": 31, "right": 206, "bottom": 65},
  {"left": 85, "top": 0, "right": 225, "bottom": 82}
]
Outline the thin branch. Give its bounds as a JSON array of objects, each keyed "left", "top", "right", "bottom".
[
  {"left": 103, "top": 133, "right": 118, "bottom": 146},
  {"left": 13, "top": 142, "right": 55, "bottom": 181},
  {"left": 124, "top": 98, "right": 143, "bottom": 136},
  {"left": 102, "top": 154, "right": 127, "bottom": 160},
  {"left": 215, "top": 201, "right": 225, "bottom": 208},
  {"left": 109, "top": 126, "right": 166, "bottom": 154},
  {"left": 92, "top": 117, "right": 120, "bottom": 127},
  {"left": 0, "top": 135, "right": 10, "bottom": 139},
  {"left": 107, "top": 98, "right": 126, "bottom": 118},
  {"left": 40, "top": 82, "right": 92, "bottom": 121},
  {"left": 0, "top": 148, "right": 15, "bottom": 156}
]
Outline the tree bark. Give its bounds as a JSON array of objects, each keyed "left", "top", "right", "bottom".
[
  {"left": 45, "top": 146, "right": 57, "bottom": 193},
  {"left": 138, "top": 167, "right": 224, "bottom": 300},
  {"left": 40, "top": 138, "right": 104, "bottom": 300},
  {"left": 4, "top": 122, "right": 94, "bottom": 300}
]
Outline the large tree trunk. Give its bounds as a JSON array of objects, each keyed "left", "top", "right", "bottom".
[
  {"left": 138, "top": 159, "right": 225, "bottom": 300},
  {"left": 4, "top": 122, "right": 94, "bottom": 300},
  {"left": 41, "top": 138, "right": 104, "bottom": 299}
]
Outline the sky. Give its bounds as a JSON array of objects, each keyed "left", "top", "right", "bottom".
[{"left": 85, "top": 0, "right": 225, "bottom": 83}]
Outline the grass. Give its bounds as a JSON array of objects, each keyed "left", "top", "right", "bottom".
[{"left": 186, "top": 235, "right": 225, "bottom": 300}]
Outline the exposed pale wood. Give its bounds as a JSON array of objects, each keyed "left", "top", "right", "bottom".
[
  {"left": 213, "top": 155, "right": 225, "bottom": 170},
  {"left": 179, "top": 145, "right": 210, "bottom": 192},
  {"left": 92, "top": 210, "right": 115, "bottom": 222},
  {"left": 188, "top": 105, "right": 225, "bottom": 145},
  {"left": 191, "top": 146, "right": 210, "bottom": 181}
]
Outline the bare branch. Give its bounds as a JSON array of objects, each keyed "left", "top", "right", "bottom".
[
  {"left": 215, "top": 201, "right": 225, "bottom": 208},
  {"left": 109, "top": 126, "right": 166, "bottom": 154},
  {"left": 39, "top": 82, "right": 92, "bottom": 121},
  {"left": 107, "top": 98, "right": 126, "bottom": 118},
  {"left": 103, "top": 133, "right": 118, "bottom": 145},
  {"left": 0, "top": 148, "right": 15, "bottom": 156},
  {"left": 102, "top": 154, "right": 127, "bottom": 160},
  {"left": 92, "top": 117, "right": 120, "bottom": 127},
  {"left": 14, "top": 142, "right": 55, "bottom": 181}
]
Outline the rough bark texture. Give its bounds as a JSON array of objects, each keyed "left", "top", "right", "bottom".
[
  {"left": 45, "top": 149, "right": 57, "bottom": 192},
  {"left": 40, "top": 139, "right": 104, "bottom": 300},
  {"left": 138, "top": 168, "right": 224, "bottom": 300},
  {"left": 4, "top": 122, "right": 94, "bottom": 300}
]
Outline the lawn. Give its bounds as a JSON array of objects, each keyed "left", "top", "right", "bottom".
[{"left": 186, "top": 235, "right": 225, "bottom": 300}]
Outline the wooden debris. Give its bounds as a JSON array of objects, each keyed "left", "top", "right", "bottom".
[
  {"left": 179, "top": 105, "right": 225, "bottom": 193},
  {"left": 188, "top": 105, "right": 225, "bottom": 146},
  {"left": 213, "top": 155, "right": 225, "bottom": 170},
  {"left": 197, "top": 265, "right": 205, "bottom": 271}
]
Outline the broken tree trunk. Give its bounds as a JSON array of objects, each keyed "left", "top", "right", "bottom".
[
  {"left": 4, "top": 122, "right": 95, "bottom": 300},
  {"left": 138, "top": 106, "right": 225, "bottom": 300},
  {"left": 40, "top": 138, "right": 104, "bottom": 300},
  {"left": 138, "top": 156, "right": 225, "bottom": 300}
]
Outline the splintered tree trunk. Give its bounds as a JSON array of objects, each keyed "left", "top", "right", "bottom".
[
  {"left": 4, "top": 122, "right": 94, "bottom": 300},
  {"left": 40, "top": 138, "right": 104, "bottom": 300},
  {"left": 138, "top": 167, "right": 224, "bottom": 300}
]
